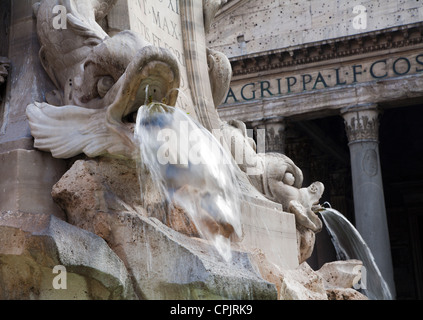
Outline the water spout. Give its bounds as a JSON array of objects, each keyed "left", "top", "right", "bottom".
[
  {"left": 319, "top": 207, "right": 394, "bottom": 300},
  {"left": 133, "top": 98, "right": 243, "bottom": 262}
]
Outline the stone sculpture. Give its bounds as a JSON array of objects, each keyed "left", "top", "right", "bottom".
[
  {"left": 27, "top": 0, "right": 180, "bottom": 159},
  {"left": 26, "top": 0, "right": 240, "bottom": 242},
  {"left": 221, "top": 120, "right": 324, "bottom": 263},
  {"left": 26, "top": 0, "right": 231, "bottom": 160},
  {"left": 26, "top": 0, "right": 324, "bottom": 264},
  {"left": 15, "top": 0, "right": 366, "bottom": 300}
]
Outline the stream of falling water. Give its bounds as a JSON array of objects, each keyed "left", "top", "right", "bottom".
[
  {"left": 319, "top": 207, "right": 394, "bottom": 300},
  {"left": 133, "top": 97, "right": 243, "bottom": 262}
]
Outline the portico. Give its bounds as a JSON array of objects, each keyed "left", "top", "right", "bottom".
[{"left": 216, "top": 22, "right": 423, "bottom": 299}]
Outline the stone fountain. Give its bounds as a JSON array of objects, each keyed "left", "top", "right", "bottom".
[{"left": 0, "top": 0, "right": 366, "bottom": 300}]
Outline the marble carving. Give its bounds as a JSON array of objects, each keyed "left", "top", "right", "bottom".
[
  {"left": 221, "top": 120, "right": 324, "bottom": 263},
  {"left": 25, "top": 0, "right": 325, "bottom": 264}
]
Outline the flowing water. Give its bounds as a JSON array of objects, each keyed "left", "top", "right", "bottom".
[
  {"left": 319, "top": 207, "right": 394, "bottom": 300},
  {"left": 133, "top": 98, "right": 243, "bottom": 262}
]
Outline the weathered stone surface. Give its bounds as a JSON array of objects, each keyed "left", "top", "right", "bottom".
[
  {"left": 296, "top": 225, "right": 316, "bottom": 266},
  {"left": 1, "top": 0, "right": 331, "bottom": 301},
  {"left": 239, "top": 200, "right": 298, "bottom": 271},
  {"left": 51, "top": 158, "right": 142, "bottom": 234},
  {"left": 249, "top": 251, "right": 368, "bottom": 300},
  {"left": 316, "top": 260, "right": 369, "bottom": 300},
  {"left": 326, "top": 288, "right": 368, "bottom": 300},
  {"left": 52, "top": 157, "right": 278, "bottom": 299},
  {"left": 27, "top": 0, "right": 181, "bottom": 159},
  {"left": 278, "top": 262, "right": 328, "bottom": 300},
  {"left": 113, "top": 213, "right": 277, "bottom": 299},
  {"left": 316, "top": 259, "right": 363, "bottom": 289},
  {"left": 248, "top": 251, "right": 326, "bottom": 300},
  {"left": 0, "top": 211, "right": 136, "bottom": 300},
  {"left": 208, "top": 0, "right": 423, "bottom": 57},
  {"left": 0, "top": 149, "right": 67, "bottom": 219},
  {"left": 0, "top": 0, "right": 55, "bottom": 153},
  {"left": 341, "top": 105, "right": 396, "bottom": 296},
  {"left": 221, "top": 120, "right": 323, "bottom": 264}
]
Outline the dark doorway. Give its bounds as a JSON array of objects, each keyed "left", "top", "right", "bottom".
[
  {"left": 380, "top": 104, "right": 423, "bottom": 300},
  {"left": 281, "top": 105, "right": 423, "bottom": 299}
]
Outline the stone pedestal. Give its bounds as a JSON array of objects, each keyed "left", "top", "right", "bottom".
[
  {"left": 0, "top": 149, "right": 67, "bottom": 219},
  {"left": 239, "top": 197, "right": 298, "bottom": 270},
  {"left": 341, "top": 103, "right": 396, "bottom": 297}
]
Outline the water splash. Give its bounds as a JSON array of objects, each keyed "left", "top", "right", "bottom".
[
  {"left": 133, "top": 97, "right": 243, "bottom": 262},
  {"left": 319, "top": 207, "right": 393, "bottom": 300}
]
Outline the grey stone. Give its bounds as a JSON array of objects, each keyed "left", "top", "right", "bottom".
[
  {"left": 0, "top": 149, "right": 67, "bottom": 219},
  {"left": 51, "top": 157, "right": 278, "bottom": 300},
  {"left": 0, "top": 211, "right": 136, "bottom": 300}
]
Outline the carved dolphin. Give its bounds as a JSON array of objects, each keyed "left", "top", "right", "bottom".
[{"left": 26, "top": 0, "right": 180, "bottom": 158}]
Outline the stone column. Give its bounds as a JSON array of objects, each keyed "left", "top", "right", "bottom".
[{"left": 341, "top": 103, "right": 396, "bottom": 297}]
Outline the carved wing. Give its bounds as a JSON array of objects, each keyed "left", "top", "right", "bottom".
[{"left": 26, "top": 102, "right": 128, "bottom": 159}]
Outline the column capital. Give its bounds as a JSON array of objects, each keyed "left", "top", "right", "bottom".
[{"left": 341, "top": 103, "right": 380, "bottom": 144}]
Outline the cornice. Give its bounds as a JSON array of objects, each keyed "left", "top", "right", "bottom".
[{"left": 230, "top": 22, "right": 423, "bottom": 76}]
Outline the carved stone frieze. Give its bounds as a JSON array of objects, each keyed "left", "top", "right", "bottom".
[{"left": 230, "top": 22, "right": 423, "bottom": 76}]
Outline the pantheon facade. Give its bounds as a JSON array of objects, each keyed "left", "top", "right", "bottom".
[{"left": 208, "top": 0, "right": 423, "bottom": 299}]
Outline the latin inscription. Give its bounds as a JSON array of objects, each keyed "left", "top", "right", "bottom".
[
  {"left": 129, "top": 0, "right": 195, "bottom": 114},
  {"left": 134, "top": 0, "right": 185, "bottom": 67},
  {"left": 224, "top": 53, "right": 423, "bottom": 104}
]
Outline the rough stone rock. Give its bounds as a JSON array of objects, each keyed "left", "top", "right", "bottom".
[
  {"left": 52, "top": 157, "right": 278, "bottom": 300},
  {"left": 248, "top": 250, "right": 327, "bottom": 300},
  {"left": 116, "top": 213, "right": 277, "bottom": 299},
  {"left": 51, "top": 157, "right": 227, "bottom": 240},
  {"left": 0, "top": 211, "right": 136, "bottom": 299},
  {"left": 249, "top": 252, "right": 368, "bottom": 300},
  {"left": 316, "top": 260, "right": 363, "bottom": 289},
  {"left": 316, "top": 260, "right": 369, "bottom": 300},
  {"left": 296, "top": 225, "right": 315, "bottom": 266},
  {"left": 278, "top": 262, "right": 328, "bottom": 300},
  {"left": 326, "top": 288, "right": 368, "bottom": 300},
  {"left": 51, "top": 157, "right": 143, "bottom": 237}
]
